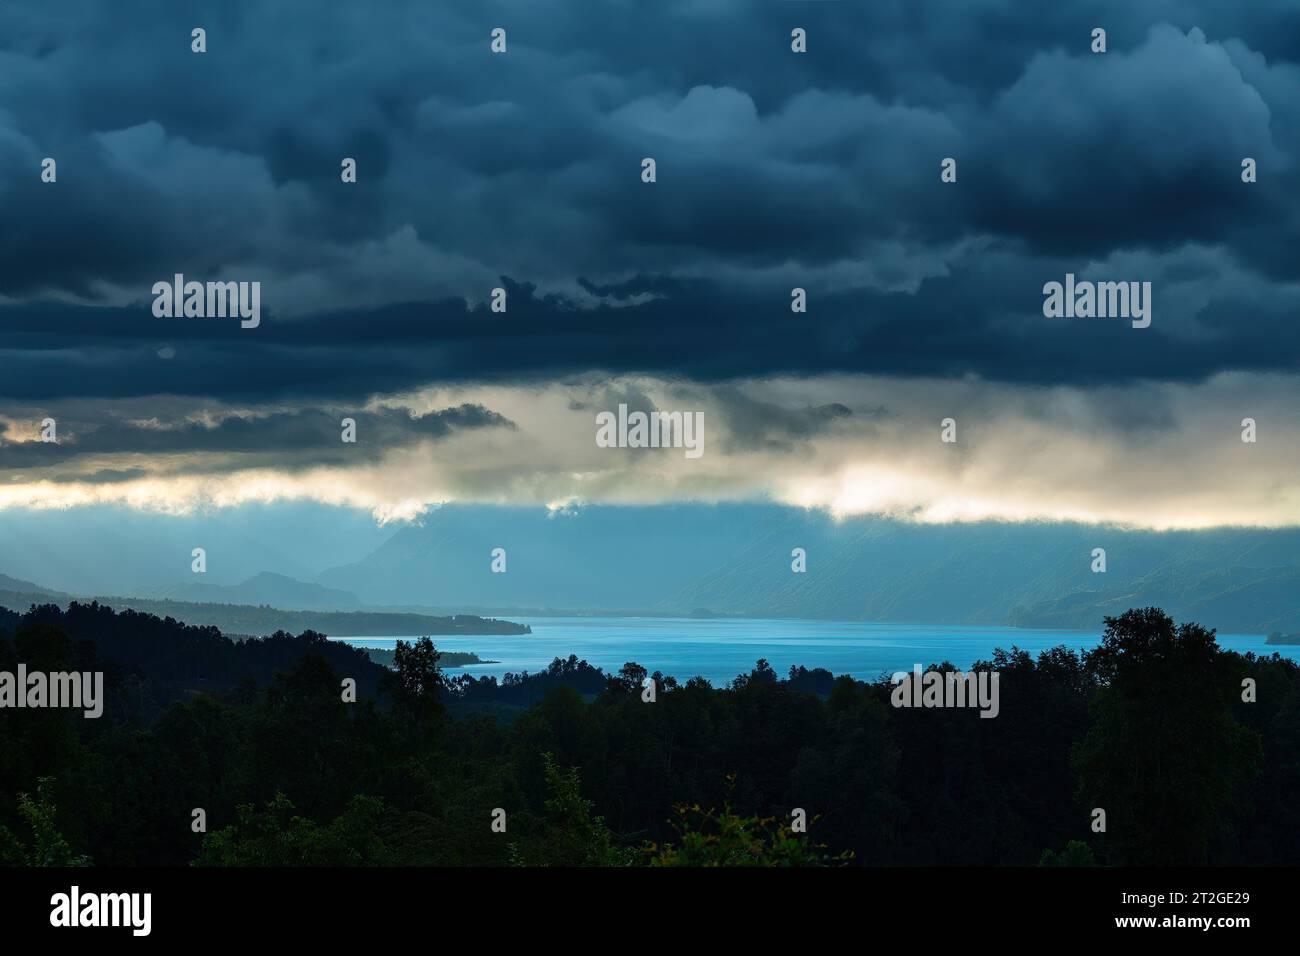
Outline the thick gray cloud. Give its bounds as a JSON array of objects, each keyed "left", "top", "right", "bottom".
[
  {"left": 4, "top": 373, "right": 1295, "bottom": 530},
  {"left": 0, "top": 2, "right": 1296, "bottom": 535},
  {"left": 0, "top": 403, "right": 512, "bottom": 477},
  {"left": 0, "top": 2, "right": 1296, "bottom": 403}
]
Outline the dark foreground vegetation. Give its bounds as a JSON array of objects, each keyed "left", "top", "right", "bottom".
[
  {"left": 361, "top": 647, "right": 492, "bottom": 669},
  {"left": 0, "top": 601, "right": 1296, "bottom": 866}
]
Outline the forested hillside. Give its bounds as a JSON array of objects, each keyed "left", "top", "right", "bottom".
[{"left": 1, "top": 603, "right": 1295, "bottom": 867}]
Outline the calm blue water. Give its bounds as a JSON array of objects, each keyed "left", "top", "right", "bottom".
[{"left": 336, "top": 617, "right": 1299, "bottom": 685}]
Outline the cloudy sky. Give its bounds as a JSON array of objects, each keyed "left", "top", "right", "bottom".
[{"left": 0, "top": 0, "right": 1297, "bottom": 530}]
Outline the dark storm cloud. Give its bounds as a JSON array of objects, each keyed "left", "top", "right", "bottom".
[
  {"left": 0, "top": 404, "right": 512, "bottom": 474},
  {"left": 1, "top": 1, "right": 1298, "bottom": 400},
  {"left": 3, "top": 254, "right": 1295, "bottom": 404},
  {"left": 709, "top": 386, "right": 856, "bottom": 454}
]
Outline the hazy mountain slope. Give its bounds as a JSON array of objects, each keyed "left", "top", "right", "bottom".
[
  {"left": 1009, "top": 566, "right": 1300, "bottom": 632},
  {"left": 0, "top": 572, "right": 66, "bottom": 596},
  {"left": 319, "top": 504, "right": 1300, "bottom": 632},
  {"left": 0, "top": 502, "right": 397, "bottom": 596},
  {"left": 318, "top": 504, "right": 773, "bottom": 609},
  {"left": 147, "top": 571, "right": 362, "bottom": 611},
  {"left": 0, "top": 572, "right": 69, "bottom": 615}
]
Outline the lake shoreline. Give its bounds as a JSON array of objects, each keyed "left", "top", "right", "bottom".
[{"left": 333, "top": 616, "right": 1292, "bottom": 686}]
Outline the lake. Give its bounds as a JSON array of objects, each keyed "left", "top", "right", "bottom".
[{"left": 335, "top": 617, "right": 1299, "bottom": 685}]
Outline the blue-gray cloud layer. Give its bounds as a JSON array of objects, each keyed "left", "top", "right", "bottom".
[{"left": 0, "top": 1, "right": 1297, "bottom": 403}]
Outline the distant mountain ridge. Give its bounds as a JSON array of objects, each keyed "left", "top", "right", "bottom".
[
  {"left": 0, "top": 573, "right": 70, "bottom": 614},
  {"left": 0, "top": 572, "right": 65, "bottom": 598},
  {"left": 78, "top": 598, "right": 530, "bottom": 638},
  {"left": 145, "top": 571, "right": 363, "bottom": 611},
  {"left": 6, "top": 505, "right": 1299, "bottom": 634},
  {"left": 317, "top": 504, "right": 1300, "bottom": 633},
  {"left": 0, "top": 572, "right": 529, "bottom": 637},
  {"left": 1007, "top": 565, "right": 1300, "bottom": 632}
]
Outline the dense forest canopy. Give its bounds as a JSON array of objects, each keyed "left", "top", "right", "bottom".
[{"left": 0, "top": 601, "right": 1295, "bottom": 867}]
